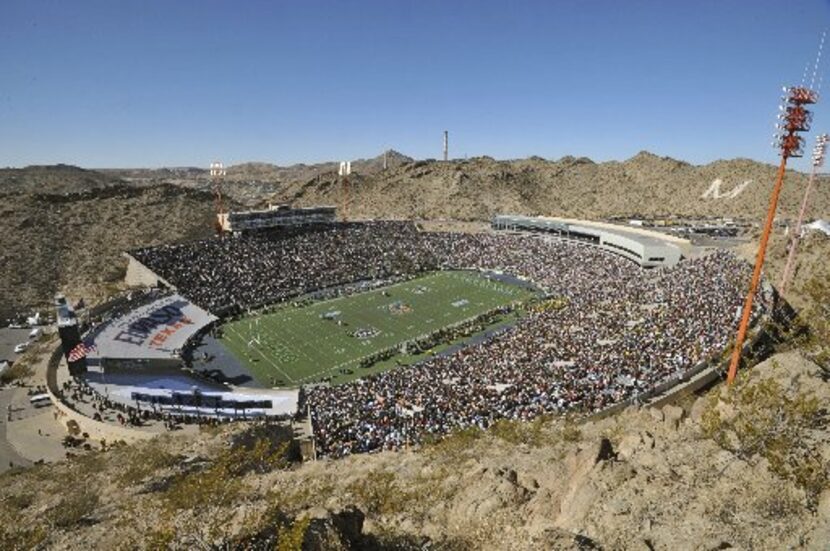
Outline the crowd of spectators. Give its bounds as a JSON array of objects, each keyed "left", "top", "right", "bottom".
[
  {"left": 131, "top": 222, "right": 769, "bottom": 457},
  {"left": 131, "top": 223, "right": 437, "bottom": 314},
  {"left": 60, "top": 378, "right": 231, "bottom": 431}
]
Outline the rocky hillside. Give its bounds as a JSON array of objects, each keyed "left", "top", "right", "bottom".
[
  {"left": 0, "top": 165, "right": 121, "bottom": 195},
  {"left": 2, "top": 157, "right": 829, "bottom": 549},
  {"left": 1, "top": 351, "right": 827, "bottom": 549},
  {"left": 102, "top": 151, "right": 830, "bottom": 221},
  {"left": 4, "top": 153, "right": 830, "bottom": 321},
  {"left": 0, "top": 183, "right": 217, "bottom": 322},
  {"left": 273, "top": 153, "right": 830, "bottom": 223},
  {"left": 105, "top": 150, "right": 415, "bottom": 207}
]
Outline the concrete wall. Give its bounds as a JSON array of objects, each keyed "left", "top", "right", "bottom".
[
  {"left": 545, "top": 216, "right": 691, "bottom": 246},
  {"left": 123, "top": 253, "right": 174, "bottom": 289},
  {"left": 597, "top": 231, "right": 682, "bottom": 268},
  {"left": 493, "top": 215, "right": 684, "bottom": 268},
  {"left": 45, "top": 346, "right": 155, "bottom": 444}
]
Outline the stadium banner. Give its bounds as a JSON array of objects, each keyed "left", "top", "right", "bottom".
[{"left": 87, "top": 294, "right": 218, "bottom": 360}]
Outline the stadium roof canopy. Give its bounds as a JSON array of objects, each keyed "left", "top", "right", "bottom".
[{"left": 491, "top": 214, "right": 683, "bottom": 268}]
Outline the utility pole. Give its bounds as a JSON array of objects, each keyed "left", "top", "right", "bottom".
[
  {"left": 443, "top": 130, "right": 448, "bottom": 161},
  {"left": 726, "top": 85, "right": 817, "bottom": 385},
  {"left": 779, "top": 133, "right": 828, "bottom": 296}
]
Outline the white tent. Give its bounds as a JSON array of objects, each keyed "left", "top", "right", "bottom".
[{"left": 806, "top": 219, "right": 830, "bottom": 236}]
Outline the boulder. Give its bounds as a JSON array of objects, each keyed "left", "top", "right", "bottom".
[
  {"left": 617, "top": 433, "right": 643, "bottom": 460},
  {"left": 649, "top": 408, "right": 665, "bottom": 423},
  {"left": 662, "top": 405, "right": 685, "bottom": 429},
  {"left": 689, "top": 396, "right": 710, "bottom": 425},
  {"left": 555, "top": 438, "right": 618, "bottom": 531},
  {"left": 538, "top": 528, "right": 603, "bottom": 549},
  {"left": 817, "top": 488, "right": 830, "bottom": 518},
  {"left": 300, "top": 505, "right": 365, "bottom": 550}
]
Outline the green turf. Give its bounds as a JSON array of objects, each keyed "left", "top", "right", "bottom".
[{"left": 218, "top": 270, "right": 536, "bottom": 387}]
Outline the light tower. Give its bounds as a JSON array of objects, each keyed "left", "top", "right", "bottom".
[
  {"left": 339, "top": 160, "right": 352, "bottom": 221},
  {"left": 210, "top": 161, "right": 227, "bottom": 234},
  {"left": 779, "top": 133, "right": 828, "bottom": 296},
  {"left": 726, "top": 85, "right": 817, "bottom": 385}
]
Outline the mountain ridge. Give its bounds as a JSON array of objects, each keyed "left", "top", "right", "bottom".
[{"left": 2, "top": 151, "right": 829, "bottom": 320}]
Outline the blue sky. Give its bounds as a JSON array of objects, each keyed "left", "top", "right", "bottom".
[{"left": 2, "top": 0, "right": 830, "bottom": 169}]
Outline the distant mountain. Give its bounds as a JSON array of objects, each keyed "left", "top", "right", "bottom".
[
  {"left": 224, "top": 150, "right": 414, "bottom": 182},
  {"left": 4, "top": 152, "right": 829, "bottom": 320},
  {"left": 0, "top": 164, "right": 124, "bottom": 195},
  {"left": 264, "top": 152, "right": 830, "bottom": 222},
  {"left": 0, "top": 182, "right": 219, "bottom": 322},
  {"left": 352, "top": 149, "right": 414, "bottom": 172}
]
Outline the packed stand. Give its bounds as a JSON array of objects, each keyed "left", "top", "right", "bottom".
[{"left": 131, "top": 223, "right": 769, "bottom": 457}]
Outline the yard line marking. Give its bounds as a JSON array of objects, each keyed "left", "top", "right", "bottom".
[{"left": 226, "top": 324, "right": 296, "bottom": 384}]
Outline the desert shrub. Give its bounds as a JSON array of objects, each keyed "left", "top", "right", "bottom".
[
  {"left": 279, "top": 475, "right": 339, "bottom": 513},
  {"left": 0, "top": 495, "right": 47, "bottom": 549},
  {"left": 277, "top": 516, "right": 311, "bottom": 551},
  {"left": 561, "top": 420, "right": 582, "bottom": 443},
  {"left": 490, "top": 416, "right": 553, "bottom": 447},
  {"left": 162, "top": 436, "right": 291, "bottom": 512},
  {"left": 0, "top": 522, "right": 46, "bottom": 550},
  {"left": 347, "top": 471, "right": 405, "bottom": 516},
  {"left": 144, "top": 523, "right": 176, "bottom": 550},
  {"left": 800, "top": 271, "right": 830, "bottom": 366},
  {"left": 701, "top": 371, "right": 828, "bottom": 505},
  {"left": 114, "top": 443, "right": 180, "bottom": 488},
  {"left": 227, "top": 429, "right": 295, "bottom": 476},
  {"left": 219, "top": 498, "right": 318, "bottom": 550},
  {"left": 424, "top": 425, "right": 483, "bottom": 458},
  {"left": 755, "top": 489, "right": 803, "bottom": 520},
  {"left": 0, "top": 363, "right": 34, "bottom": 384},
  {"left": 3, "top": 493, "right": 33, "bottom": 510},
  {"left": 347, "top": 467, "right": 454, "bottom": 519},
  {"left": 47, "top": 489, "right": 99, "bottom": 528},
  {"left": 161, "top": 455, "right": 241, "bottom": 512}
]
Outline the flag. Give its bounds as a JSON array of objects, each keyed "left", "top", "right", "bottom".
[{"left": 68, "top": 340, "right": 96, "bottom": 362}]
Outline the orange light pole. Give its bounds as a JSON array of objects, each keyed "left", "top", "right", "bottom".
[
  {"left": 726, "top": 86, "right": 817, "bottom": 385},
  {"left": 779, "top": 133, "right": 828, "bottom": 296}
]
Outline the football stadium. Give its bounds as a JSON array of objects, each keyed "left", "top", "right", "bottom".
[
  {"left": 54, "top": 213, "right": 774, "bottom": 458},
  {"left": 219, "top": 270, "right": 538, "bottom": 387}
]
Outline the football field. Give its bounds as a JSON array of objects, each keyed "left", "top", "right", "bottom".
[{"left": 219, "top": 270, "right": 535, "bottom": 387}]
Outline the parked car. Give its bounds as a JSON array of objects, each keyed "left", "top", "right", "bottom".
[{"left": 13, "top": 343, "right": 29, "bottom": 354}]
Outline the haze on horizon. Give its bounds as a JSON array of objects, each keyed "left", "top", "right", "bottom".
[{"left": 2, "top": 0, "right": 830, "bottom": 172}]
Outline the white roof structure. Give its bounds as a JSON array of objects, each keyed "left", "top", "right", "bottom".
[
  {"left": 87, "top": 294, "right": 217, "bottom": 361},
  {"left": 491, "top": 214, "right": 684, "bottom": 268}
]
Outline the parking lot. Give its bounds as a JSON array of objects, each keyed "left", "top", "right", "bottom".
[{"left": 0, "top": 327, "right": 39, "bottom": 364}]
